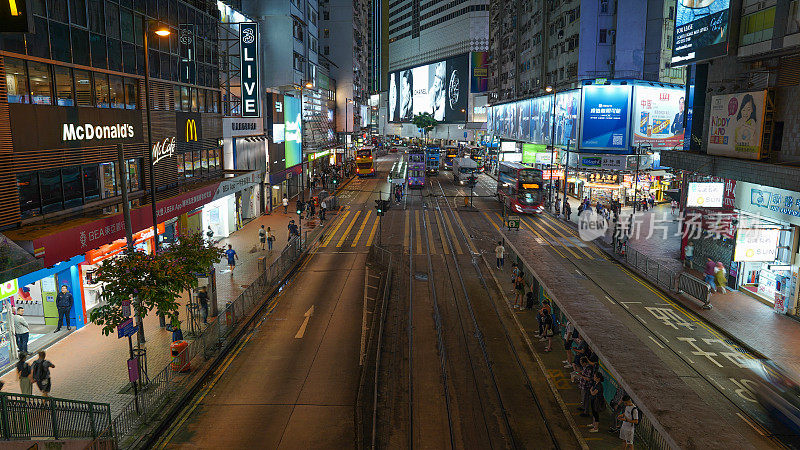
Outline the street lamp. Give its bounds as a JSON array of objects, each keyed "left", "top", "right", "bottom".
[
  {"left": 141, "top": 18, "right": 171, "bottom": 252},
  {"left": 545, "top": 85, "right": 557, "bottom": 211}
]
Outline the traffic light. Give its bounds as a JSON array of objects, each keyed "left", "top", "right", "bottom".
[{"left": 375, "top": 199, "right": 384, "bottom": 216}]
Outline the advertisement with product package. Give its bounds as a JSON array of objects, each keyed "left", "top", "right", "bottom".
[
  {"left": 707, "top": 90, "right": 767, "bottom": 160},
  {"left": 733, "top": 228, "right": 781, "bottom": 262},
  {"left": 671, "top": 0, "right": 730, "bottom": 66},
  {"left": 579, "top": 85, "right": 632, "bottom": 152},
  {"left": 632, "top": 86, "right": 686, "bottom": 149},
  {"left": 388, "top": 54, "right": 469, "bottom": 123}
]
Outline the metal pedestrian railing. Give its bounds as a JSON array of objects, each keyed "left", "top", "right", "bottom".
[
  {"left": 614, "top": 241, "right": 678, "bottom": 292},
  {"left": 0, "top": 393, "right": 111, "bottom": 442},
  {"left": 89, "top": 234, "right": 312, "bottom": 448},
  {"left": 677, "top": 272, "right": 712, "bottom": 309}
]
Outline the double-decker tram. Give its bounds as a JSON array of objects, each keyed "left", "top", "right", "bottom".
[
  {"left": 407, "top": 147, "right": 426, "bottom": 188},
  {"left": 497, "top": 161, "right": 545, "bottom": 214},
  {"left": 469, "top": 147, "right": 486, "bottom": 172},
  {"left": 425, "top": 146, "right": 441, "bottom": 175},
  {"left": 355, "top": 146, "right": 375, "bottom": 177},
  {"left": 443, "top": 146, "right": 458, "bottom": 170}
]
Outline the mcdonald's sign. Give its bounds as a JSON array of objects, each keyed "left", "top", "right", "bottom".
[
  {"left": 175, "top": 112, "right": 202, "bottom": 151},
  {"left": 186, "top": 119, "right": 198, "bottom": 141}
]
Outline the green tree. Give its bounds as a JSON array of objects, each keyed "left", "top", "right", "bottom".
[
  {"left": 89, "top": 232, "right": 224, "bottom": 335},
  {"left": 412, "top": 112, "right": 438, "bottom": 143}
]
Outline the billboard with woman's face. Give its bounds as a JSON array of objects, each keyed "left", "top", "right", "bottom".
[
  {"left": 388, "top": 54, "right": 469, "bottom": 123},
  {"left": 707, "top": 90, "right": 767, "bottom": 160}
]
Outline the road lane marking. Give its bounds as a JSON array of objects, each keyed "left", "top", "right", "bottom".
[
  {"left": 366, "top": 216, "right": 380, "bottom": 246},
  {"left": 482, "top": 211, "right": 501, "bottom": 231},
  {"left": 322, "top": 211, "right": 350, "bottom": 247},
  {"left": 451, "top": 208, "right": 478, "bottom": 253},
  {"left": 535, "top": 216, "right": 590, "bottom": 259},
  {"left": 648, "top": 336, "right": 665, "bottom": 349},
  {"left": 351, "top": 210, "right": 372, "bottom": 247},
  {"left": 541, "top": 214, "right": 607, "bottom": 259},
  {"left": 442, "top": 209, "right": 464, "bottom": 255},
  {"left": 336, "top": 210, "right": 361, "bottom": 247},
  {"left": 524, "top": 216, "right": 582, "bottom": 259},
  {"left": 435, "top": 211, "right": 451, "bottom": 255},
  {"left": 414, "top": 211, "right": 422, "bottom": 254},
  {"left": 403, "top": 210, "right": 410, "bottom": 250},
  {"left": 294, "top": 305, "right": 315, "bottom": 338},
  {"left": 360, "top": 269, "right": 369, "bottom": 365},
  {"left": 426, "top": 211, "right": 437, "bottom": 255},
  {"left": 737, "top": 413, "right": 766, "bottom": 436}
]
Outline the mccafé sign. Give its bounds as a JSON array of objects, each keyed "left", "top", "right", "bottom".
[
  {"left": 152, "top": 137, "right": 176, "bottom": 165},
  {"left": 63, "top": 123, "right": 135, "bottom": 142}
]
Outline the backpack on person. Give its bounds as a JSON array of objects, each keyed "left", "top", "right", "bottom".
[
  {"left": 31, "top": 360, "right": 46, "bottom": 382},
  {"left": 525, "top": 291, "right": 535, "bottom": 310}
]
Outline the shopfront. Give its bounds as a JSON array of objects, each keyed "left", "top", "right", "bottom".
[{"left": 269, "top": 165, "right": 303, "bottom": 212}]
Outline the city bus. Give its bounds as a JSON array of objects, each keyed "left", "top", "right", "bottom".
[
  {"left": 497, "top": 161, "right": 545, "bottom": 214},
  {"left": 355, "top": 146, "right": 375, "bottom": 177},
  {"left": 407, "top": 147, "right": 426, "bottom": 188},
  {"left": 470, "top": 147, "right": 486, "bottom": 172},
  {"left": 443, "top": 146, "right": 459, "bottom": 170},
  {"left": 426, "top": 146, "right": 441, "bottom": 175}
]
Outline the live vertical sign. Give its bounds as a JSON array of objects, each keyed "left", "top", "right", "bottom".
[{"left": 240, "top": 22, "right": 260, "bottom": 117}]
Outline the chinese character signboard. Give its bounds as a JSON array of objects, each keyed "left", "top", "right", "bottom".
[
  {"left": 686, "top": 182, "right": 724, "bottom": 208},
  {"left": 632, "top": 86, "right": 686, "bottom": 149},
  {"left": 735, "top": 181, "right": 800, "bottom": 226},
  {"left": 733, "top": 228, "right": 780, "bottom": 262}
]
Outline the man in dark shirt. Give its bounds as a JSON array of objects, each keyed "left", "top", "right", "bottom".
[{"left": 55, "top": 285, "right": 72, "bottom": 332}]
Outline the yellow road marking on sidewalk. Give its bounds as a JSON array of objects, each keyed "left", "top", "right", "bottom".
[
  {"left": 451, "top": 209, "right": 478, "bottom": 253},
  {"left": 336, "top": 210, "right": 361, "bottom": 247},
  {"left": 482, "top": 211, "right": 501, "bottom": 231},
  {"left": 503, "top": 212, "right": 567, "bottom": 259},
  {"left": 414, "top": 211, "right": 423, "bottom": 254},
  {"left": 425, "top": 211, "right": 437, "bottom": 255},
  {"left": 523, "top": 216, "right": 582, "bottom": 260},
  {"left": 366, "top": 216, "right": 380, "bottom": 246},
  {"left": 435, "top": 211, "right": 451, "bottom": 254},
  {"left": 322, "top": 211, "right": 350, "bottom": 247},
  {"left": 536, "top": 216, "right": 593, "bottom": 259},
  {"left": 403, "top": 210, "right": 410, "bottom": 250},
  {"left": 441, "top": 210, "right": 464, "bottom": 255},
  {"left": 351, "top": 210, "right": 372, "bottom": 247}
]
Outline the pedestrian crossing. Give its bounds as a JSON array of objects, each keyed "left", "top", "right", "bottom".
[
  {"left": 402, "top": 209, "right": 465, "bottom": 255},
  {"left": 481, "top": 211, "right": 608, "bottom": 261},
  {"left": 319, "top": 208, "right": 381, "bottom": 249}
]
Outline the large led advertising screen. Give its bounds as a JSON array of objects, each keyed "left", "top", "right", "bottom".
[
  {"left": 671, "top": 0, "right": 730, "bottom": 66},
  {"left": 284, "top": 95, "right": 302, "bottom": 167},
  {"left": 388, "top": 54, "right": 469, "bottom": 123},
  {"left": 488, "top": 90, "right": 579, "bottom": 148},
  {"left": 632, "top": 86, "right": 686, "bottom": 149},
  {"left": 579, "top": 85, "right": 632, "bottom": 152},
  {"left": 554, "top": 90, "right": 579, "bottom": 147},
  {"left": 707, "top": 90, "right": 767, "bottom": 160}
]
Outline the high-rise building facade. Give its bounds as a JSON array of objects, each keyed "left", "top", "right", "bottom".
[{"left": 489, "top": 0, "right": 684, "bottom": 103}]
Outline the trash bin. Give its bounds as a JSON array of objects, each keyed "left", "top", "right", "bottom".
[
  {"left": 170, "top": 340, "right": 190, "bottom": 372},
  {"left": 225, "top": 301, "right": 235, "bottom": 328}
]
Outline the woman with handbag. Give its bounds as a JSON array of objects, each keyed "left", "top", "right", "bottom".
[{"left": 589, "top": 372, "right": 606, "bottom": 433}]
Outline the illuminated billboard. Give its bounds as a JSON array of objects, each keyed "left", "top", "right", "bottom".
[
  {"left": 284, "top": 95, "right": 302, "bottom": 167},
  {"left": 707, "top": 90, "right": 767, "bottom": 160},
  {"left": 671, "top": 0, "right": 730, "bottom": 66},
  {"left": 579, "top": 85, "right": 632, "bottom": 152},
  {"left": 632, "top": 86, "right": 686, "bottom": 149},
  {"left": 388, "top": 54, "right": 469, "bottom": 123},
  {"left": 686, "top": 182, "right": 724, "bottom": 208}
]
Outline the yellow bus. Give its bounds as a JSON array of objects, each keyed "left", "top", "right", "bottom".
[{"left": 356, "top": 146, "right": 375, "bottom": 177}]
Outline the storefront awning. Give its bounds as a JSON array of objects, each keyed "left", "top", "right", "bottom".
[{"left": 6, "top": 170, "right": 263, "bottom": 267}]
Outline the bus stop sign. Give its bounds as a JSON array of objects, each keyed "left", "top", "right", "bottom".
[{"left": 507, "top": 215, "right": 520, "bottom": 230}]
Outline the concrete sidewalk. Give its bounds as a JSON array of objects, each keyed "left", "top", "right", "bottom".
[
  {"left": 555, "top": 195, "right": 800, "bottom": 375},
  {"left": 0, "top": 182, "right": 347, "bottom": 414}
]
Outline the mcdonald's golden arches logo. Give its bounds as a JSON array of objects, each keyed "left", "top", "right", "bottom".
[{"left": 185, "top": 119, "right": 198, "bottom": 142}]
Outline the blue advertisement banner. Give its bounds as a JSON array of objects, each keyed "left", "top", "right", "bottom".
[
  {"left": 579, "top": 85, "right": 632, "bottom": 153},
  {"left": 284, "top": 95, "right": 302, "bottom": 167}
]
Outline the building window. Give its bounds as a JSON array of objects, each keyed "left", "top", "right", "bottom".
[
  {"left": 177, "top": 153, "right": 184, "bottom": 175},
  {"left": 72, "top": 27, "right": 91, "bottom": 66},
  {"left": 789, "top": 1, "right": 800, "bottom": 35},
  {"left": 99, "top": 162, "right": 117, "bottom": 198},
  {"left": 174, "top": 84, "right": 181, "bottom": 111},
  {"left": 210, "top": 90, "right": 219, "bottom": 113},
  {"left": 70, "top": 0, "right": 88, "bottom": 28},
  {"left": 82, "top": 164, "right": 100, "bottom": 202},
  {"left": 94, "top": 73, "right": 109, "bottom": 107},
  {"left": 184, "top": 153, "right": 193, "bottom": 178},
  {"left": 600, "top": 0, "right": 609, "bottom": 14},
  {"left": 323, "top": 11, "right": 329, "bottom": 20},
  {"left": 126, "top": 158, "right": 141, "bottom": 192},
  {"left": 17, "top": 172, "right": 40, "bottom": 218},
  {"left": 740, "top": 7, "right": 776, "bottom": 46},
  {"left": 39, "top": 168, "right": 64, "bottom": 214},
  {"left": 48, "top": 0, "right": 69, "bottom": 23},
  {"left": 198, "top": 89, "right": 206, "bottom": 112},
  {"left": 599, "top": 29, "right": 607, "bottom": 44},
  {"left": 5, "top": 57, "right": 30, "bottom": 104},
  {"left": 293, "top": 52, "right": 303, "bottom": 71},
  {"left": 201, "top": 149, "right": 209, "bottom": 172},
  {"left": 88, "top": 0, "right": 104, "bottom": 33},
  {"left": 192, "top": 151, "right": 201, "bottom": 173},
  {"left": 109, "top": 75, "right": 124, "bottom": 108},
  {"left": 181, "top": 85, "right": 190, "bottom": 111},
  {"left": 54, "top": 65, "right": 74, "bottom": 106},
  {"left": 191, "top": 88, "right": 198, "bottom": 111},
  {"left": 323, "top": 45, "right": 329, "bottom": 55},
  {"left": 124, "top": 77, "right": 137, "bottom": 109},
  {"left": 293, "top": 19, "right": 304, "bottom": 42},
  {"left": 50, "top": 21, "right": 72, "bottom": 63},
  {"left": 105, "top": 1, "right": 120, "bottom": 40},
  {"left": 28, "top": 61, "right": 52, "bottom": 105},
  {"left": 62, "top": 166, "right": 84, "bottom": 209},
  {"left": 74, "top": 69, "right": 92, "bottom": 106},
  {"left": 323, "top": 28, "right": 329, "bottom": 38},
  {"left": 90, "top": 33, "right": 107, "bottom": 68}
]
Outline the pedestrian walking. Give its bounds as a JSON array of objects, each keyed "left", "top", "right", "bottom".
[
  {"left": 16, "top": 352, "right": 32, "bottom": 395},
  {"left": 31, "top": 351, "right": 54, "bottom": 397},
  {"left": 259, "top": 225, "right": 267, "bottom": 250},
  {"left": 197, "top": 286, "right": 209, "bottom": 324},
  {"left": 13, "top": 307, "right": 29, "bottom": 354},
  {"left": 540, "top": 307, "right": 554, "bottom": 352},
  {"left": 671, "top": 199, "right": 678, "bottom": 216},
  {"left": 715, "top": 262, "right": 728, "bottom": 294},
  {"left": 320, "top": 199, "right": 327, "bottom": 222},
  {"left": 55, "top": 285, "right": 73, "bottom": 332},
  {"left": 225, "top": 244, "right": 238, "bottom": 273},
  {"left": 513, "top": 271, "right": 526, "bottom": 310},
  {"left": 206, "top": 226, "right": 214, "bottom": 243},
  {"left": 307, "top": 202, "right": 315, "bottom": 220},
  {"left": 589, "top": 372, "right": 606, "bottom": 432},
  {"left": 684, "top": 241, "right": 694, "bottom": 269},
  {"left": 618, "top": 395, "right": 639, "bottom": 449},
  {"left": 704, "top": 258, "right": 717, "bottom": 292},
  {"left": 266, "top": 227, "right": 275, "bottom": 251},
  {"left": 282, "top": 195, "right": 289, "bottom": 214},
  {"left": 495, "top": 241, "right": 505, "bottom": 269},
  {"left": 564, "top": 201, "right": 572, "bottom": 221}
]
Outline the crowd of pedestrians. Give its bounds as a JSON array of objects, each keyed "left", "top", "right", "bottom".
[{"left": 501, "top": 258, "right": 639, "bottom": 446}]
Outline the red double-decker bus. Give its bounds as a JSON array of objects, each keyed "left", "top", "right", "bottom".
[{"left": 497, "top": 162, "right": 545, "bottom": 214}]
